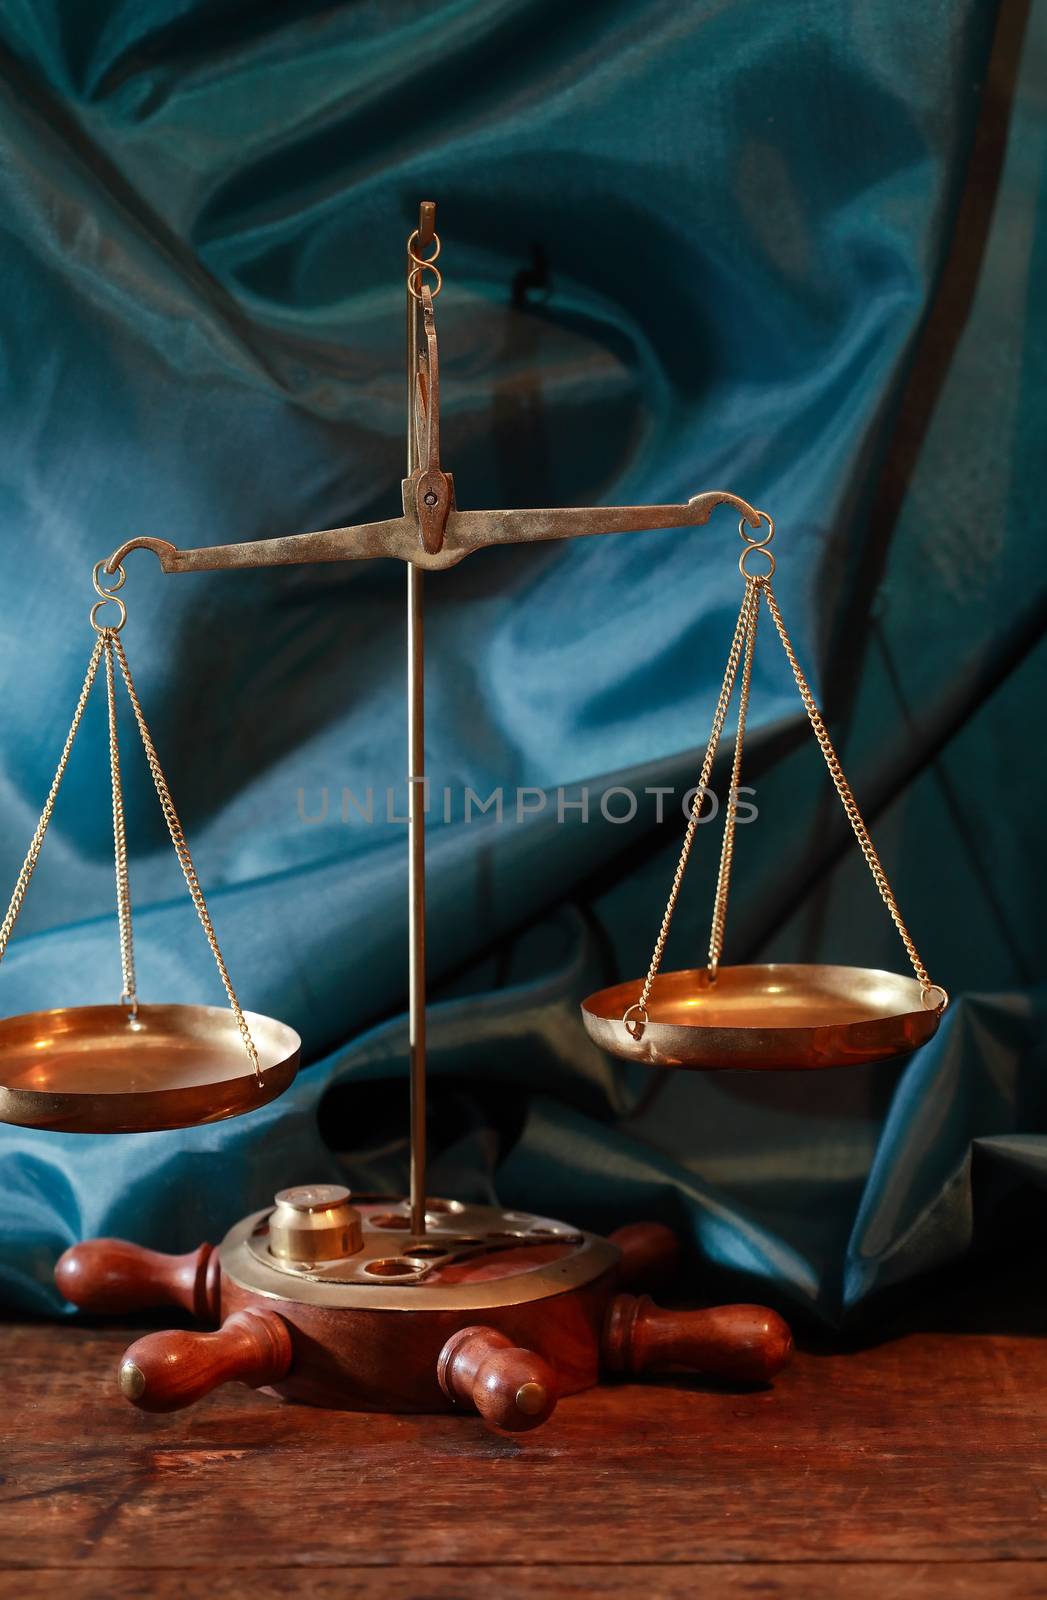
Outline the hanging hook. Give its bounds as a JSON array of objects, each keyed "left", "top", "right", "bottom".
[
  {"left": 738, "top": 510, "right": 774, "bottom": 547},
  {"left": 91, "top": 559, "right": 127, "bottom": 632},
  {"left": 739, "top": 543, "right": 776, "bottom": 580},
  {"left": 408, "top": 201, "right": 441, "bottom": 300},
  {"left": 623, "top": 1002, "right": 648, "bottom": 1042},
  {"left": 737, "top": 510, "right": 775, "bottom": 580}
]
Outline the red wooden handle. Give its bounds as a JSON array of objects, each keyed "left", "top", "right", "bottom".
[
  {"left": 437, "top": 1325, "right": 558, "bottom": 1433},
  {"left": 603, "top": 1295, "right": 793, "bottom": 1383},
  {"left": 55, "top": 1238, "right": 219, "bottom": 1322},
  {"left": 118, "top": 1309, "right": 293, "bottom": 1413},
  {"left": 609, "top": 1223, "right": 682, "bottom": 1291}
]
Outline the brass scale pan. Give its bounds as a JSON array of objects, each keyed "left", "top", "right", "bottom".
[
  {"left": 0, "top": 573, "right": 299, "bottom": 1134},
  {"left": 0, "top": 1004, "right": 299, "bottom": 1134},
  {"left": 581, "top": 963, "right": 942, "bottom": 1072}
]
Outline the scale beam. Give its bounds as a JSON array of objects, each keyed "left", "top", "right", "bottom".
[{"left": 106, "top": 490, "right": 762, "bottom": 576}]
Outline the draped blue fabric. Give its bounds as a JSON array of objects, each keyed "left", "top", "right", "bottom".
[{"left": 0, "top": 0, "right": 1042, "bottom": 1324}]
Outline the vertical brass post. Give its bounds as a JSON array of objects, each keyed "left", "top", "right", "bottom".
[
  {"left": 407, "top": 563, "right": 426, "bottom": 1235},
  {"left": 406, "top": 205, "right": 433, "bottom": 1235}
]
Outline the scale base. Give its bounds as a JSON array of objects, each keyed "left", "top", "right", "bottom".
[{"left": 56, "top": 1193, "right": 794, "bottom": 1435}]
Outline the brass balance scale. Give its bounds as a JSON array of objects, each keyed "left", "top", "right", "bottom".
[{"left": 0, "top": 204, "right": 947, "bottom": 1433}]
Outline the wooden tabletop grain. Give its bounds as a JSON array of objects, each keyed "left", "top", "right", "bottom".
[{"left": 0, "top": 1307, "right": 1044, "bottom": 1598}]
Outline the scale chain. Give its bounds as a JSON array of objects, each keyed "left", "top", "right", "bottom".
[
  {"left": 108, "top": 634, "right": 262, "bottom": 1079},
  {"left": 0, "top": 633, "right": 107, "bottom": 964},
  {"left": 104, "top": 634, "right": 138, "bottom": 1015},
  {"left": 627, "top": 578, "right": 761, "bottom": 1034},
  {"left": 707, "top": 577, "right": 761, "bottom": 981},
  {"left": 761, "top": 580, "right": 936, "bottom": 999},
  {"left": 626, "top": 554, "right": 944, "bottom": 1037}
]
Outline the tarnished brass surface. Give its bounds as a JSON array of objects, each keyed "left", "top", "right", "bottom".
[
  {"left": 581, "top": 964, "right": 942, "bottom": 1070},
  {"left": 106, "top": 488, "right": 763, "bottom": 576},
  {"left": 0, "top": 1003, "right": 299, "bottom": 1132},
  {"left": 224, "top": 1199, "right": 619, "bottom": 1311}
]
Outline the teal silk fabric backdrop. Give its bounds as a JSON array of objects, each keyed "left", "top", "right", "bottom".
[{"left": 0, "top": 1, "right": 1043, "bottom": 1324}]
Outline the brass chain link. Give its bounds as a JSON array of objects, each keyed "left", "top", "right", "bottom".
[
  {"left": 625, "top": 578, "right": 760, "bottom": 1037},
  {"left": 0, "top": 634, "right": 107, "bottom": 963},
  {"left": 707, "top": 577, "right": 761, "bottom": 980},
  {"left": 103, "top": 635, "right": 138, "bottom": 1014},
  {"left": 109, "top": 633, "right": 262, "bottom": 1078},
  {"left": 407, "top": 228, "right": 442, "bottom": 299},
  {"left": 761, "top": 579, "right": 941, "bottom": 1005}
]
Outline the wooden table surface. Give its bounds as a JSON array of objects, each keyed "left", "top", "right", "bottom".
[{"left": 1, "top": 1287, "right": 1045, "bottom": 1599}]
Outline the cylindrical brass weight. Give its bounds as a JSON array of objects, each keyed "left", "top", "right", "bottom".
[{"left": 267, "top": 1185, "right": 363, "bottom": 1264}]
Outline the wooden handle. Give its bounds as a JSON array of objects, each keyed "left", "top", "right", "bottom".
[
  {"left": 118, "top": 1309, "right": 293, "bottom": 1413},
  {"left": 603, "top": 1295, "right": 793, "bottom": 1383},
  {"left": 609, "top": 1223, "right": 682, "bottom": 1292},
  {"left": 55, "top": 1238, "right": 219, "bottom": 1322},
  {"left": 437, "top": 1325, "right": 558, "bottom": 1433}
]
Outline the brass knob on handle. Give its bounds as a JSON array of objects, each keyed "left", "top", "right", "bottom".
[
  {"left": 118, "top": 1309, "right": 293, "bottom": 1413},
  {"left": 437, "top": 1325, "right": 558, "bottom": 1433},
  {"left": 267, "top": 1184, "right": 363, "bottom": 1264}
]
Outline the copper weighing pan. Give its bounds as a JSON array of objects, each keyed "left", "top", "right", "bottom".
[
  {"left": 0, "top": 1003, "right": 300, "bottom": 1132},
  {"left": 581, "top": 963, "right": 943, "bottom": 1071}
]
